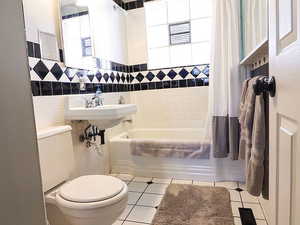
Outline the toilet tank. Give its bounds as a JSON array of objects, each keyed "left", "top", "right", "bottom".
[{"left": 37, "top": 125, "right": 75, "bottom": 192}]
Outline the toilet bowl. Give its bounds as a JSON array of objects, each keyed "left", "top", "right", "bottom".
[
  {"left": 46, "top": 175, "right": 128, "bottom": 225},
  {"left": 37, "top": 126, "right": 128, "bottom": 225}
]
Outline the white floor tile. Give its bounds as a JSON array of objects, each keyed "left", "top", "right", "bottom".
[
  {"left": 215, "top": 181, "right": 238, "bottom": 189},
  {"left": 192, "top": 181, "right": 214, "bottom": 186},
  {"left": 127, "top": 206, "right": 157, "bottom": 224},
  {"left": 243, "top": 203, "right": 265, "bottom": 220},
  {"left": 239, "top": 182, "right": 246, "bottom": 189},
  {"left": 123, "top": 222, "right": 148, "bottom": 225},
  {"left": 128, "top": 182, "right": 148, "bottom": 193},
  {"left": 113, "top": 220, "right": 123, "bottom": 225},
  {"left": 128, "top": 192, "right": 143, "bottom": 205},
  {"left": 118, "top": 174, "right": 134, "bottom": 181},
  {"left": 234, "top": 217, "right": 242, "bottom": 225},
  {"left": 240, "top": 191, "right": 259, "bottom": 203},
  {"left": 133, "top": 177, "right": 153, "bottom": 183},
  {"left": 231, "top": 202, "right": 243, "bottom": 217},
  {"left": 137, "top": 193, "right": 163, "bottom": 207},
  {"left": 145, "top": 183, "right": 169, "bottom": 195},
  {"left": 256, "top": 219, "right": 268, "bottom": 225},
  {"left": 172, "top": 179, "right": 193, "bottom": 184},
  {"left": 119, "top": 205, "right": 134, "bottom": 220},
  {"left": 152, "top": 178, "right": 172, "bottom": 184},
  {"left": 229, "top": 190, "right": 241, "bottom": 202}
]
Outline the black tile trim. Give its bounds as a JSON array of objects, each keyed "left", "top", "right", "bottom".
[{"left": 31, "top": 78, "right": 207, "bottom": 96}]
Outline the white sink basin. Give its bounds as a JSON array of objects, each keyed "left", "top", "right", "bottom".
[{"left": 65, "top": 96, "right": 137, "bottom": 129}]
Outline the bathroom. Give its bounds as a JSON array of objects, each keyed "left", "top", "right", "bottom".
[{"left": 1, "top": 0, "right": 300, "bottom": 225}]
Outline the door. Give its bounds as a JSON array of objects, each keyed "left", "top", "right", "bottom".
[
  {"left": 0, "top": 0, "right": 47, "bottom": 225},
  {"left": 269, "top": 0, "right": 300, "bottom": 225}
]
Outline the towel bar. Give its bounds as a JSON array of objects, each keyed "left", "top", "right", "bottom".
[{"left": 253, "top": 76, "right": 276, "bottom": 97}]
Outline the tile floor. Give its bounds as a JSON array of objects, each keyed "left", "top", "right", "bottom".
[{"left": 112, "top": 174, "right": 269, "bottom": 225}]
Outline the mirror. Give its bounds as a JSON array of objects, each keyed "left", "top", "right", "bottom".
[
  {"left": 60, "top": 0, "right": 128, "bottom": 70},
  {"left": 60, "top": 0, "right": 96, "bottom": 69},
  {"left": 241, "top": 0, "right": 268, "bottom": 58}
]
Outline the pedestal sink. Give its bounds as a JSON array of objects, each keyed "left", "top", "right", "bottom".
[{"left": 65, "top": 96, "right": 137, "bottom": 130}]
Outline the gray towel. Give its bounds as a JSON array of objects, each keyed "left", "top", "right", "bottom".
[
  {"left": 245, "top": 94, "right": 266, "bottom": 196},
  {"left": 239, "top": 77, "right": 268, "bottom": 197},
  {"left": 239, "top": 77, "right": 260, "bottom": 160}
]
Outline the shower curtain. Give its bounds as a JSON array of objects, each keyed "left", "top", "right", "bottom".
[{"left": 209, "top": 0, "right": 245, "bottom": 160}]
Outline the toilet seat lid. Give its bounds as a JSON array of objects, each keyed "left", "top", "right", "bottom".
[{"left": 59, "top": 175, "right": 125, "bottom": 203}]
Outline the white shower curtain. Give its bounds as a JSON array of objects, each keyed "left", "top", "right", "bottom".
[
  {"left": 206, "top": 0, "right": 246, "bottom": 181},
  {"left": 210, "top": 0, "right": 244, "bottom": 159}
]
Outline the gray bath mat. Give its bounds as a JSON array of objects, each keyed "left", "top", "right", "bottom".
[{"left": 152, "top": 184, "right": 234, "bottom": 225}]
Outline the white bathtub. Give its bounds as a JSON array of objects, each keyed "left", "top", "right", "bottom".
[{"left": 109, "top": 128, "right": 215, "bottom": 181}]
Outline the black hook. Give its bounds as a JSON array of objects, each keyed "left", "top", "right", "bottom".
[{"left": 253, "top": 76, "right": 276, "bottom": 97}]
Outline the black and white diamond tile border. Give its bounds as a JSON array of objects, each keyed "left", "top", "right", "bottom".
[{"left": 28, "top": 57, "right": 209, "bottom": 96}]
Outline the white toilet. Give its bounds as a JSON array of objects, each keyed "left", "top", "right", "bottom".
[{"left": 37, "top": 125, "right": 128, "bottom": 225}]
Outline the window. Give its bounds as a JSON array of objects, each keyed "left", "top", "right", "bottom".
[
  {"left": 169, "top": 22, "right": 191, "bottom": 45},
  {"left": 81, "top": 37, "right": 92, "bottom": 57},
  {"left": 145, "top": 0, "right": 212, "bottom": 69}
]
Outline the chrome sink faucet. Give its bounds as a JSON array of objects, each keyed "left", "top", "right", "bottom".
[{"left": 85, "top": 87, "right": 103, "bottom": 108}]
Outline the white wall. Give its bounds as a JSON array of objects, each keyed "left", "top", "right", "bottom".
[
  {"left": 131, "top": 87, "right": 209, "bottom": 129},
  {"left": 126, "top": 8, "right": 148, "bottom": 65}
]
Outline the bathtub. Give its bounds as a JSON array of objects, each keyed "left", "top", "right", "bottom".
[{"left": 109, "top": 128, "right": 215, "bottom": 181}]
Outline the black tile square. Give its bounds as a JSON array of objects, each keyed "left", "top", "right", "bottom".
[
  {"left": 71, "top": 83, "right": 80, "bottom": 94},
  {"left": 133, "top": 64, "right": 140, "bottom": 72},
  {"left": 27, "top": 41, "right": 34, "bottom": 57},
  {"left": 129, "top": 74, "right": 134, "bottom": 83},
  {"left": 202, "top": 65, "right": 210, "bottom": 76},
  {"left": 31, "top": 81, "right": 41, "bottom": 96},
  {"left": 140, "top": 63, "right": 148, "bottom": 71},
  {"left": 146, "top": 72, "right": 155, "bottom": 81},
  {"left": 96, "top": 72, "right": 102, "bottom": 82},
  {"left": 108, "top": 84, "right": 113, "bottom": 93},
  {"left": 179, "top": 79, "right": 187, "bottom": 88},
  {"left": 163, "top": 81, "right": 171, "bottom": 89},
  {"left": 179, "top": 68, "right": 189, "bottom": 79},
  {"left": 141, "top": 83, "right": 149, "bottom": 90},
  {"left": 41, "top": 81, "right": 53, "bottom": 96},
  {"left": 51, "top": 63, "right": 64, "bottom": 80},
  {"left": 157, "top": 71, "right": 166, "bottom": 80},
  {"left": 110, "top": 73, "right": 115, "bottom": 82},
  {"left": 86, "top": 83, "right": 94, "bottom": 93},
  {"left": 52, "top": 82, "right": 63, "bottom": 95},
  {"left": 187, "top": 79, "right": 196, "bottom": 87},
  {"left": 171, "top": 80, "right": 179, "bottom": 88},
  {"left": 62, "top": 82, "right": 71, "bottom": 95},
  {"left": 121, "top": 74, "right": 126, "bottom": 83},
  {"left": 33, "top": 60, "right": 49, "bottom": 80},
  {"left": 33, "top": 43, "right": 41, "bottom": 58},
  {"left": 87, "top": 75, "right": 94, "bottom": 82},
  {"left": 191, "top": 67, "right": 201, "bottom": 77},
  {"left": 149, "top": 82, "right": 156, "bottom": 90},
  {"left": 167, "top": 70, "right": 177, "bottom": 80},
  {"left": 239, "top": 208, "right": 256, "bottom": 225},
  {"left": 136, "top": 0, "right": 144, "bottom": 8},
  {"left": 195, "top": 78, "right": 204, "bottom": 86},
  {"left": 127, "top": 1, "right": 137, "bottom": 10},
  {"left": 155, "top": 82, "right": 163, "bottom": 89},
  {"left": 103, "top": 73, "right": 110, "bottom": 82},
  {"left": 134, "top": 83, "right": 141, "bottom": 91},
  {"left": 136, "top": 73, "right": 144, "bottom": 82}
]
